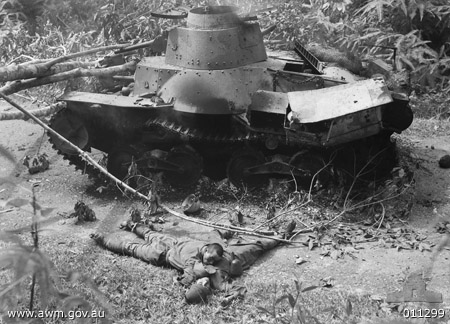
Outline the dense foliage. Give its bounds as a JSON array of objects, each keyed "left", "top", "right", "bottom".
[{"left": 1, "top": 0, "right": 449, "bottom": 91}]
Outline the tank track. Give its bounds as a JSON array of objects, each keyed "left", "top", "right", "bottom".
[
  {"left": 145, "top": 117, "right": 286, "bottom": 144},
  {"left": 48, "top": 107, "right": 102, "bottom": 179}
]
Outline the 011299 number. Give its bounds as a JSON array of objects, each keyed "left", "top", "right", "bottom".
[{"left": 403, "top": 308, "right": 447, "bottom": 319}]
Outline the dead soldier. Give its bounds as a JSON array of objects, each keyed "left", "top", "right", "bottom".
[{"left": 91, "top": 219, "right": 291, "bottom": 303}]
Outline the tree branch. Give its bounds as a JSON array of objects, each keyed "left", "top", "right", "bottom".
[
  {"left": 0, "top": 61, "right": 137, "bottom": 95},
  {"left": 41, "top": 43, "right": 131, "bottom": 70},
  {"left": 0, "top": 61, "right": 94, "bottom": 83},
  {"left": 0, "top": 102, "right": 65, "bottom": 121}
]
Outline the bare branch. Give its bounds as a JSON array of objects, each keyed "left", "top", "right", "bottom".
[
  {"left": 0, "top": 102, "right": 65, "bottom": 121},
  {"left": 0, "top": 61, "right": 94, "bottom": 83},
  {"left": 0, "top": 61, "right": 136, "bottom": 95},
  {"left": 41, "top": 43, "right": 131, "bottom": 70}
]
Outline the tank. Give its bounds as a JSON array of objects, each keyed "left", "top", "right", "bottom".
[{"left": 48, "top": 5, "right": 413, "bottom": 189}]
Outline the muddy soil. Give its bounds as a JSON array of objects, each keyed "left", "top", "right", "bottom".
[{"left": 1, "top": 96, "right": 450, "bottom": 316}]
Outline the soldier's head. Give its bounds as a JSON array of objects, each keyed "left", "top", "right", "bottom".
[{"left": 202, "top": 243, "right": 224, "bottom": 265}]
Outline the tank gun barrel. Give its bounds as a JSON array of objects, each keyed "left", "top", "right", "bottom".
[
  {"left": 114, "top": 40, "right": 157, "bottom": 54},
  {"left": 114, "top": 32, "right": 168, "bottom": 54},
  {"left": 99, "top": 33, "right": 168, "bottom": 67}
]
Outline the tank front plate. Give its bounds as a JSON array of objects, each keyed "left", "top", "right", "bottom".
[{"left": 159, "top": 67, "right": 273, "bottom": 114}]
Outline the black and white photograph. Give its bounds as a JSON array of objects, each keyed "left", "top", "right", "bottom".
[{"left": 0, "top": 0, "right": 449, "bottom": 323}]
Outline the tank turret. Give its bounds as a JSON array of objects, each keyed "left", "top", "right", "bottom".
[
  {"left": 166, "top": 6, "right": 267, "bottom": 69},
  {"left": 133, "top": 6, "right": 271, "bottom": 115}
]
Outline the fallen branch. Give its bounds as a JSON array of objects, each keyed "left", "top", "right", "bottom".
[
  {"left": 41, "top": 43, "right": 131, "bottom": 70},
  {"left": 252, "top": 200, "right": 311, "bottom": 231},
  {"left": 289, "top": 227, "right": 314, "bottom": 242},
  {"left": 0, "top": 61, "right": 137, "bottom": 95},
  {"left": 7, "top": 55, "right": 45, "bottom": 65},
  {"left": 0, "top": 93, "right": 291, "bottom": 244},
  {"left": 160, "top": 205, "right": 292, "bottom": 243},
  {"left": 0, "top": 61, "right": 94, "bottom": 83},
  {"left": 0, "top": 102, "right": 65, "bottom": 121}
]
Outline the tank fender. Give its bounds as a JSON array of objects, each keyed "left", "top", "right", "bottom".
[
  {"left": 249, "top": 90, "right": 288, "bottom": 114},
  {"left": 287, "top": 78, "right": 393, "bottom": 123}
]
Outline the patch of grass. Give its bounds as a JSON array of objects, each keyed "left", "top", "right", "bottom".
[
  {"left": 22, "top": 228, "right": 423, "bottom": 324},
  {"left": 409, "top": 91, "right": 450, "bottom": 120}
]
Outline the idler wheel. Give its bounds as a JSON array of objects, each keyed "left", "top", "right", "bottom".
[
  {"left": 164, "top": 145, "right": 203, "bottom": 187},
  {"left": 49, "top": 109, "right": 89, "bottom": 155},
  {"left": 107, "top": 147, "right": 139, "bottom": 182},
  {"left": 383, "top": 100, "right": 414, "bottom": 132},
  {"left": 227, "top": 149, "right": 268, "bottom": 188},
  {"left": 289, "top": 152, "right": 330, "bottom": 190}
]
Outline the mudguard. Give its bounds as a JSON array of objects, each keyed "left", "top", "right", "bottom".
[{"left": 287, "top": 78, "right": 393, "bottom": 123}]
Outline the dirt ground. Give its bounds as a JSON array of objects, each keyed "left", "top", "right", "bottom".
[{"left": 1, "top": 95, "right": 450, "bottom": 320}]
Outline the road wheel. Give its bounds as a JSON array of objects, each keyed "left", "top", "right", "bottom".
[
  {"left": 227, "top": 149, "right": 267, "bottom": 188},
  {"left": 164, "top": 145, "right": 203, "bottom": 187}
]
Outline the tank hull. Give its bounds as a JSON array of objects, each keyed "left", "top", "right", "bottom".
[{"left": 48, "top": 5, "right": 413, "bottom": 188}]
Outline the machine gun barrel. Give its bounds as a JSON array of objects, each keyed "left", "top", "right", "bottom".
[
  {"left": 114, "top": 32, "right": 168, "bottom": 54},
  {"left": 115, "top": 39, "right": 157, "bottom": 54}
]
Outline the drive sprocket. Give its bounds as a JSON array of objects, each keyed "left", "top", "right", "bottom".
[
  {"left": 227, "top": 148, "right": 268, "bottom": 188},
  {"left": 48, "top": 107, "right": 100, "bottom": 178}
]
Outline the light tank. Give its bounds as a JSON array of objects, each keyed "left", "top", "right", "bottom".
[{"left": 48, "top": 5, "right": 413, "bottom": 189}]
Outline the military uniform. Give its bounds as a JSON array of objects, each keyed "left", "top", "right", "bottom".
[{"left": 93, "top": 224, "right": 280, "bottom": 290}]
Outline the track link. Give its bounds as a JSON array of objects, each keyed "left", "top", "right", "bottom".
[
  {"left": 48, "top": 107, "right": 101, "bottom": 179},
  {"left": 145, "top": 117, "right": 286, "bottom": 144}
]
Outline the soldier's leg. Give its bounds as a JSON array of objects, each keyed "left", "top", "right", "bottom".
[
  {"left": 133, "top": 224, "right": 178, "bottom": 251},
  {"left": 133, "top": 223, "right": 155, "bottom": 239},
  {"left": 91, "top": 231, "right": 142, "bottom": 255},
  {"left": 227, "top": 238, "right": 280, "bottom": 270},
  {"left": 91, "top": 231, "right": 169, "bottom": 266}
]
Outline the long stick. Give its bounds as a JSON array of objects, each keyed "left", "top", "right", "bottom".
[
  {"left": 41, "top": 44, "right": 131, "bottom": 70},
  {"left": 252, "top": 200, "right": 310, "bottom": 231},
  {"left": 0, "top": 93, "right": 291, "bottom": 243},
  {"left": 0, "top": 61, "right": 94, "bottom": 83},
  {"left": 29, "top": 183, "right": 39, "bottom": 311},
  {"left": 0, "top": 61, "right": 137, "bottom": 95},
  {"left": 160, "top": 205, "right": 292, "bottom": 243},
  {"left": 0, "top": 102, "right": 65, "bottom": 121},
  {"left": 0, "top": 44, "right": 130, "bottom": 83}
]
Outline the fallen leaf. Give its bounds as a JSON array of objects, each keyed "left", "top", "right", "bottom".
[
  {"left": 40, "top": 207, "right": 55, "bottom": 217},
  {"left": 319, "top": 276, "right": 334, "bottom": 288},
  {"left": 301, "top": 285, "right": 318, "bottom": 293},
  {"left": 330, "top": 250, "right": 341, "bottom": 260},
  {"left": 6, "top": 198, "right": 29, "bottom": 208},
  {"left": 308, "top": 239, "right": 314, "bottom": 251},
  {"left": 370, "top": 294, "right": 384, "bottom": 301},
  {"left": 96, "top": 186, "right": 107, "bottom": 193},
  {"left": 418, "top": 243, "right": 431, "bottom": 252},
  {"left": 295, "top": 257, "right": 307, "bottom": 265},
  {"left": 0, "top": 144, "right": 16, "bottom": 164},
  {"left": 344, "top": 246, "right": 357, "bottom": 253}
]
